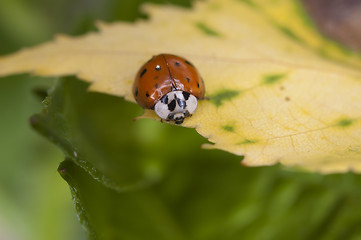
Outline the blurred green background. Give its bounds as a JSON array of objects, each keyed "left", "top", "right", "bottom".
[{"left": 1, "top": 0, "right": 361, "bottom": 240}]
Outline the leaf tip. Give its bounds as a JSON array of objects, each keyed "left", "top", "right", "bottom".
[
  {"left": 57, "top": 161, "right": 69, "bottom": 180},
  {"left": 57, "top": 160, "right": 77, "bottom": 183}
]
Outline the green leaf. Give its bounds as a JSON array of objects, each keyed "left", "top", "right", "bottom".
[
  {"left": 31, "top": 77, "right": 210, "bottom": 191},
  {"left": 58, "top": 159, "right": 185, "bottom": 240},
  {"left": 59, "top": 140, "right": 361, "bottom": 240},
  {"left": 30, "top": 77, "right": 165, "bottom": 191}
]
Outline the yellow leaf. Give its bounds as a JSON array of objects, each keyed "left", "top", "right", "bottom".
[{"left": 0, "top": 0, "right": 361, "bottom": 173}]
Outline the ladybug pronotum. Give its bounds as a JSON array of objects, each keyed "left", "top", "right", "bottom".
[{"left": 133, "top": 54, "right": 205, "bottom": 124}]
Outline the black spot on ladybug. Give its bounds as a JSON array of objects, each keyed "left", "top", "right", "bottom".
[
  {"left": 177, "top": 98, "right": 186, "bottom": 109},
  {"left": 182, "top": 91, "right": 190, "bottom": 100},
  {"left": 197, "top": 83, "right": 200, "bottom": 88},
  {"left": 155, "top": 83, "right": 158, "bottom": 88},
  {"left": 186, "top": 77, "right": 190, "bottom": 83},
  {"left": 140, "top": 68, "right": 147, "bottom": 78},
  {"left": 161, "top": 95, "right": 168, "bottom": 104},
  {"left": 175, "top": 62, "right": 180, "bottom": 66},
  {"left": 146, "top": 92, "right": 150, "bottom": 97},
  {"left": 135, "top": 87, "right": 138, "bottom": 97},
  {"left": 185, "top": 60, "right": 194, "bottom": 67},
  {"left": 155, "top": 65, "right": 161, "bottom": 71},
  {"left": 168, "top": 99, "right": 176, "bottom": 111}
]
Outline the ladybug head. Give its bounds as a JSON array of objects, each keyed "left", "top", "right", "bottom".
[{"left": 154, "top": 91, "right": 198, "bottom": 125}]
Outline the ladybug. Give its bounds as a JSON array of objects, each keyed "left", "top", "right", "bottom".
[{"left": 133, "top": 54, "right": 205, "bottom": 124}]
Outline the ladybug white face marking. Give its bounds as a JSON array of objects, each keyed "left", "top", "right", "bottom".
[{"left": 154, "top": 91, "right": 198, "bottom": 124}]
